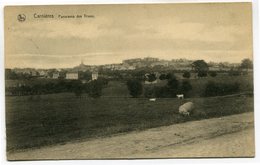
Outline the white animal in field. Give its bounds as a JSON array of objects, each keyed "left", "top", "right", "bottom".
[
  {"left": 179, "top": 102, "right": 194, "bottom": 116},
  {"left": 176, "top": 94, "right": 184, "bottom": 99},
  {"left": 149, "top": 98, "right": 156, "bottom": 102}
]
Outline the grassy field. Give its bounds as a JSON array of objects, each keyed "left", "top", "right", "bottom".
[
  {"left": 6, "top": 94, "right": 253, "bottom": 152},
  {"left": 5, "top": 74, "right": 254, "bottom": 151},
  {"left": 102, "top": 74, "right": 253, "bottom": 98}
]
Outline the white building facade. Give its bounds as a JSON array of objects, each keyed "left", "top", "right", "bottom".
[
  {"left": 66, "top": 72, "right": 79, "bottom": 80},
  {"left": 92, "top": 72, "right": 98, "bottom": 80}
]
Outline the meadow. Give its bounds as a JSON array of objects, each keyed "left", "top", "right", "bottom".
[{"left": 6, "top": 73, "right": 254, "bottom": 151}]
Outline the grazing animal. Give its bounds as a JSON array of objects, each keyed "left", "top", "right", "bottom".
[
  {"left": 176, "top": 94, "right": 184, "bottom": 99},
  {"left": 149, "top": 98, "right": 156, "bottom": 102},
  {"left": 179, "top": 102, "right": 194, "bottom": 116}
]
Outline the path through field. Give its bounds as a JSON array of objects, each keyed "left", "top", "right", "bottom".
[{"left": 7, "top": 112, "right": 254, "bottom": 160}]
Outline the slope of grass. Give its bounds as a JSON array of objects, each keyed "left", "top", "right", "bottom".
[{"left": 6, "top": 94, "right": 253, "bottom": 152}]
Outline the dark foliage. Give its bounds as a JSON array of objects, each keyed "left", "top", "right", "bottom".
[
  {"left": 129, "top": 71, "right": 143, "bottom": 81},
  {"left": 159, "top": 73, "right": 167, "bottom": 80},
  {"left": 79, "top": 71, "right": 92, "bottom": 80},
  {"left": 88, "top": 80, "right": 103, "bottom": 98},
  {"left": 147, "top": 76, "right": 180, "bottom": 98},
  {"left": 240, "top": 58, "right": 253, "bottom": 70},
  {"left": 147, "top": 73, "right": 157, "bottom": 82},
  {"left": 165, "top": 73, "right": 175, "bottom": 80},
  {"left": 179, "top": 80, "right": 192, "bottom": 97},
  {"left": 6, "top": 78, "right": 108, "bottom": 98},
  {"left": 209, "top": 71, "right": 217, "bottom": 77},
  {"left": 154, "top": 86, "right": 172, "bottom": 98},
  {"left": 5, "top": 69, "right": 33, "bottom": 80},
  {"left": 182, "top": 71, "right": 191, "bottom": 78},
  {"left": 228, "top": 69, "right": 241, "bottom": 76},
  {"left": 144, "top": 76, "right": 193, "bottom": 98},
  {"left": 192, "top": 60, "right": 209, "bottom": 77},
  {"left": 167, "top": 77, "right": 179, "bottom": 96},
  {"left": 126, "top": 79, "right": 143, "bottom": 98},
  {"left": 144, "top": 87, "right": 155, "bottom": 98},
  {"left": 197, "top": 71, "right": 208, "bottom": 77},
  {"left": 204, "top": 81, "right": 240, "bottom": 97}
]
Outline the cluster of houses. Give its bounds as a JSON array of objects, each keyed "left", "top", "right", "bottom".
[
  {"left": 51, "top": 71, "right": 99, "bottom": 80},
  {"left": 8, "top": 58, "right": 243, "bottom": 81},
  {"left": 10, "top": 68, "right": 99, "bottom": 81},
  {"left": 92, "top": 57, "right": 194, "bottom": 71},
  {"left": 121, "top": 58, "right": 242, "bottom": 71},
  {"left": 122, "top": 58, "right": 194, "bottom": 70}
]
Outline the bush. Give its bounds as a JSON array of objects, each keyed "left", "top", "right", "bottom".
[
  {"left": 182, "top": 71, "right": 191, "bottom": 78},
  {"left": 179, "top": 80, "right": 192, "bottom": 97},
  {"left": 204, "top": 81, "right": 240, "bottom": 97},
  {"left": 167, "top": 77, "right": 179, "bottom": 97},
  {"left": 144, "top": 87, "right": 155, "bottom": 98},
  {"left": 165, "top": 73, "right": 175, "bottom": 80},
  {"left": 88, "top": 80, "right": 103, "bottom": 98},
  {"left": 228, "top": 70, "right": 241, "bottom": 76},
  {"left": 209, "top": 71, "right": 217, "bottom": 77},
  {"left": 147, "top": 73, "right": 157, "bottom": 82},
  {"left": 96, "top": 77, "right": 109, "bottom": 86},
  {"left": 197, "top": 71, "right": 207, "bottom": 77},
  {"left": 73, "top": 83, "right": 83, "bottom": 97},
  {"left": 159, "top": 74, "right": 167, "bottom": 80},
  {"left": 126, "top": 79, "right": 143, "bottom": 98},
  {"left": 144, "top": 76, "right": 182, "bottom": 98},
  {"left": 132, "top": 70, "right": 146, "bottom": 81}
]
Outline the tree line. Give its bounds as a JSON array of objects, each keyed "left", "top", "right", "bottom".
[
  {"left": 127, "top": 74, "right": 193, "bottom": 98},
  {"left": 6, "top": 78, "right": 109, "bottom": 98}
]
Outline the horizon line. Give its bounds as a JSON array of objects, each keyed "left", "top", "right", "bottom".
[{"left": 4, "top": 57, "right": 247, "bottom": 70}]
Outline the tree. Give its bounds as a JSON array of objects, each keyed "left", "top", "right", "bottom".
[
  {"left": 179, "top": 80, "right": 192, "bottom": 97},
  {"left": 46, "top": 69, "right": 57, "bottom": 78},
  {"left": 147, "top": 73, "right": 157, "bottom": 82},
  {"left": 58, "top": 70, "right": 67, "bottom": 79},
  {"left": 5, "top": 69, "right": 18, "bottom": 80},
  {"left": 126, "top": 79, "right": 143, "bottom": 98},
  {"left": 240, "top": 58, "right": 253, "bottom": 71},
  {"left": 192, "top": 60, "right": 209, "bottom": 78},
  {"left": 79, "top": 71, "right": 92, "bottom": 80},
  {"left": 167, "top": 77, "right": 179, "bottom": 97},
  {"left": 182, "top": 71, "right": 191, "bottom": 78},
  {"left": 132, "top": 70, "right": 146, "bottom": 81}
]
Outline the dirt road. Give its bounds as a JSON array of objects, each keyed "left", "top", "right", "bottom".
[{"left": 7, "top": 112, "right": 255, "bottom": 160}]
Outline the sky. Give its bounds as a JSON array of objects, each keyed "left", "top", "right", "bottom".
[{"left": 4, "top": 3, "right": 253, "bottom": 68}]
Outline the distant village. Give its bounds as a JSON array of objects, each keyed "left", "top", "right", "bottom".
[{"left": 6, "top": 57, "right": 241, "bottom": 81}]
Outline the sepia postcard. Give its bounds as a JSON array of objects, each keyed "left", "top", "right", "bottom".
[{"left": 4, "top": 3, "right": 254, "bottom": 160}]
